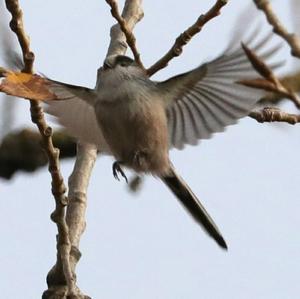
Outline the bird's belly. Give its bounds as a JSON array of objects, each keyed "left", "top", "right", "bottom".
[{"left": 95, "top": 99, "right": 170, "bottom": 175}]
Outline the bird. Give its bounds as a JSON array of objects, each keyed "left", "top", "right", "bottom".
[{"left": 5, "top": 30, "right": 282, "bottom": 250}]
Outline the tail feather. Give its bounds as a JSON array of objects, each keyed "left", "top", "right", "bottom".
[{"left": 161, "top": 166, "right": 227, "bottom": 250}]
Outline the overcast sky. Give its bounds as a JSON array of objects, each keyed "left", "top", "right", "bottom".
[{"left": 1, "top": 1, "right": 300, "bottom": 298}]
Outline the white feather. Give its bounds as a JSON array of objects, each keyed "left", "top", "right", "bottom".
[{"left": 45, "top": 99, "right": 111, "bottom": 154}]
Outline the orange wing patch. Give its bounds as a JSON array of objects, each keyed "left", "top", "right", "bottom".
[{"left": 0, "top": 71, "right": 58, "bottom": 101}]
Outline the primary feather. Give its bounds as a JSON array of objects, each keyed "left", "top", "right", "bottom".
[{"left": 158, "top": 32, "right": 283, "bottom": 149}]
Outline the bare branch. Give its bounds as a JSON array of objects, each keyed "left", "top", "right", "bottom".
[
  {"left": 238, "top": 43, "right": 300, "bottom": 109},
  {"left": 253, "top": 0, "right": 300, "bottom": 58},
  {"left": 4, "top": 0, "right": 34, "bottom": 73},
  {"left": 238, "top": 43, "right": 300, "bottom": 125},
  {"left": 260, "top": 71, "right": 300, "bottom": 105},
  {"left": 249, "top": 107, "right": 300, "bottom": 124},
  {"left": 105, "top": 0, "right": 144, "bottom": 69},
  {"left": 66, "top": 142, "right": 97, "bottom": 290},
  {"left": 63, "top": 1, "right": 145, "bottom": 298},
  {"left": 4, "top": 0, "right": 78, "bottom": 297},
  {"left": 146, "top": 0, "right": 229, "bottom": 76}
]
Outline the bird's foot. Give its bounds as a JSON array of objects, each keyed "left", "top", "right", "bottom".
[{"left": 112, "top": 161, "right": 128, "bottom": 183}]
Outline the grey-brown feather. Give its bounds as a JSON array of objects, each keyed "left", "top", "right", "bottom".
[
  {"left": 161, "top": 164, "right": 227, "bottom": 249},
  {"left": 158, "top": 32, "right": 283, "bottom": 149},
  {"left": 43, "top": 29, "right": 283, "bottom": 251},
  {"left": 45, "top": 82, "right": 110, "bottom": 153}
]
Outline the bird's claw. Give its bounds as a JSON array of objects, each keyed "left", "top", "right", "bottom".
[{"left": 112, "top": 161, "right": 128, "bottom": 183}]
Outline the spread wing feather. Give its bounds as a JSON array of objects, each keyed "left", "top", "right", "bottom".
[
  {"left": 45, "top": 81, "right": 110, "bottom": 153},
  {"left": 158, "top": 32, "right": 283, "bottom": 149}
]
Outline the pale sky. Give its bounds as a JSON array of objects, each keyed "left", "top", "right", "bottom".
[{"left": 1, "top": 1, "right": 300, "bottom": 298}]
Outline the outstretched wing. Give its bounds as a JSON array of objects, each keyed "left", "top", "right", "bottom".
[
  {"left": 45, "top": 80, "right": 110, "bottom": 153},
  {"left": 158, "top": 32, "right": 283, "bottom": 149}
]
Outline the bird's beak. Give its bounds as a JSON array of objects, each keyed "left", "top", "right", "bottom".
[
  {"left": 103, "top": 56, "right": 115, "bottom": 70},
  {"left": 103, "top": 55, "right": 117, "bottom": 70},
  {"left": 103, "top": 60, "right": 113, "bottom": 70}
]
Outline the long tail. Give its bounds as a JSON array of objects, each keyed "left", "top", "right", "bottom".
[{"left": 160, "top": 165, "right": 227, "bottom": 250}]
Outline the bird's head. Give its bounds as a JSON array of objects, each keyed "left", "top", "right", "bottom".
[{"left": 99, "top": 55, "right": 146, "bottom": 85}]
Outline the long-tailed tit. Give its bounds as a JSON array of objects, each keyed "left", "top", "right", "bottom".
[{"left": 10, "top": 31, "right": 282, "bottom": 250}]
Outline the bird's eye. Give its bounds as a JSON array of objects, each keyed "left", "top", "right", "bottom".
[{"left": 120, "top": 62, "right": 127, "bottom": 67}]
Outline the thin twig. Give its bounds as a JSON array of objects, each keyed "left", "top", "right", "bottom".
[
  {"left": 238, "top": 43, "right": 300, "bottom": 109},
  {"left": 146, "top": 0, "right": 229, "bottom": 76},
  {"left": 259, "top": 71, "right": 300, "bottom": 105},
  {"left": 105, "top": 0, "right": 144, "bottom": 69},
  {"left": 253, "top": 0, "right": 300, "bottom": 58},
  {"left": 4, "top": 0, "right": 34, "bottom": 73},
  {"left": 4, "top": 0, "right": 75, "bottom": 297},
  {"left": 249, "top": 107, "right": 300, "bottom": 124}
]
